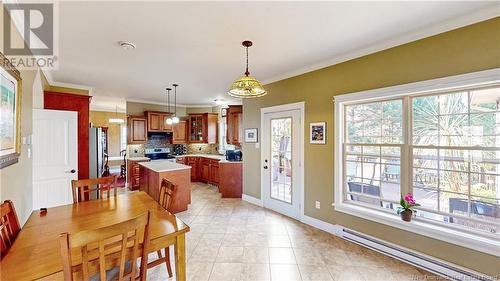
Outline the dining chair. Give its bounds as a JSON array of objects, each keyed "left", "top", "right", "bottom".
[
  {"left": 102, "top": 153, "right": 111, "bottom": 177},
  {"left": 71, "top": 176, "right": 117, "bottom": 203},
  {"left": 0, "top": 200, "right": 21, "bottom": 258},
  {"left": 147, "top": 178, "right": 177, "bottom": 278},
  {"left": 120, "top": 149, "right": 127, "bottom": 179},
  {"left": 59, "top": 210, "right": 152, "bottom": 281}
]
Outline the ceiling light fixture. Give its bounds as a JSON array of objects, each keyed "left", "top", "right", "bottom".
[
  {"left": 108, "top": 105, "right": 125, "bottom": 123},
  {"left": 118, "top": 41, "right": 136, "bottom": 50},
  {"left": 227, "top": 40, "right": 267, "bottom": 98},
  {"left": 214, "top": 99, "right": 226, "bottom": 105},
  {"left": 172, "top": 84, "right": 180, "bottom": 124},
  {"left": 165, "top": 88, "right": 173, "bottom": 125}
]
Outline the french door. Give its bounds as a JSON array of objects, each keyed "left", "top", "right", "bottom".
[{"left": 261, "top": 104, "right": 303, "bottom": 219}]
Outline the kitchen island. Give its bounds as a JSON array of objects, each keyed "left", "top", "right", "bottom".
[{"left": 138, "top": 160, "right": 191, "bottom": 213}]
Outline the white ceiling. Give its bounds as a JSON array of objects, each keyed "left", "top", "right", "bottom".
[{"left": 47, "top": 1, "right": 499, "bottom": 106}]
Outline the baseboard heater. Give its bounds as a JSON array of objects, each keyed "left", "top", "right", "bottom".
[{"left": 332, "top": 225, "right": 493, "bottom": 281}]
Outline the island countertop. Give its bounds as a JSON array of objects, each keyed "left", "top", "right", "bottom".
[{"left": 138, "top": 160, "right": 191, "bottom": 173}]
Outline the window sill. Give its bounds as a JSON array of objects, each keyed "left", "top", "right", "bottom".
[{"left": 334, "top": 202, "right": 500, "bottom": 257}]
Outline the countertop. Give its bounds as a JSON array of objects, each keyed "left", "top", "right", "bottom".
[
  {"left": 138, "top": 160, "right": 191, "bottom": 172},
  {"left": 127, "top": 156, "right": 151, "bottom": 161},
  {"left": 175, "top": 154, "right": 242, "bottom": 163}
]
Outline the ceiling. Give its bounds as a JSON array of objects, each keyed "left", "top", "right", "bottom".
[{"left": 47, "top": 1, "right": 499, "bottom": 106}]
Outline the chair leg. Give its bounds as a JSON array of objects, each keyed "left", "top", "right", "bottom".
[{"left": 165, "top": 247, "right": 173, "bottom": 278}]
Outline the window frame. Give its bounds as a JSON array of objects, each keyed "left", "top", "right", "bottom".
[{"left": 334, "top": 68, "right": 500, "bottom": 257}]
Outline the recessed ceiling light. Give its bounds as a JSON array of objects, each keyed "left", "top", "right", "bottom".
[
  {"left": 118, "top": 41, "right": 136, "bottom": 50},
  {"left": 214, "top": 99, "right": 226, "bottom": 105}
]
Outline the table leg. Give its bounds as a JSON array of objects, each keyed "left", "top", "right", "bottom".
[{"left": 174, "top": 234, "right": 186, "bottom": 281}]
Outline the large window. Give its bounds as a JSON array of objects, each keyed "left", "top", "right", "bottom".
[{"left": 335, "top": 70, "right": 500, "bottom": 254}]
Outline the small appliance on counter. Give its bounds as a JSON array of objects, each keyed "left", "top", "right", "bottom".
[
  {"left": 145, "top": 147, "right": 176, "bottom": 162},
  {"left": 225, "top": 149, "right": 242, "bottom": 161},
  {"left": 173, "top": 144, "right": 187, "bottom": 155}
]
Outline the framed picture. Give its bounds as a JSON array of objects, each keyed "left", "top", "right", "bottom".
[
  {"left": 310, "top": 122, "right": 326, "bottom": 144},
  {"left": 0, "top": 52, "right": 22, "bottom": 169},
  {"left": 221, "top": 108, "right": 227, "bottom": 117},
  {"left": 244, "top": 128, "right": 258, "bottom": 143}
]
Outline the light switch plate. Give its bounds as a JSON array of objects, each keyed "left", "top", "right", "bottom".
[
  {"left": 315, "top": 201, "right": 321, "bottom": 209},
  {"left": 255, "top": 143, "right": 260, "bottom": 149}
]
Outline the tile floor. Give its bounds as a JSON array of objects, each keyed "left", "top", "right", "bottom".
[{"left": 146, "top": 183, "right": 436, "bottom": 281}]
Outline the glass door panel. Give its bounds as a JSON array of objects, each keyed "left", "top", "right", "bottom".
[{"left": 270, "top": 118, "right": 292, "bottom": 203}]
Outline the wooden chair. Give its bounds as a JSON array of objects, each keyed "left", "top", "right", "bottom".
[
  {"left": 147, "top": 179, "right": 177, "bottom": 278},
  {"left": 102, "top": 153, "right": 110, "bottom": 177},
  {"left": 119, "top": 150, "right": 127, "bottom": 179},
  {"left": 59, "top": 211, "right": 152, "bottom": 281},
  {"left": 71, "top": 176, "right": 117, "bottom": 203},
  {"left": 0, "top": 200, "right": 21, "bottom": 258}
]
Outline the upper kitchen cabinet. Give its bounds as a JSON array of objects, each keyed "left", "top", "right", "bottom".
[
  {"left": 127, "top": 116, "right": 147, "bottom": 144},
  {"left": 188, "top": 113, "right": 218, "bottom": 144},
  {"left": 226, "top": 105, "right": 243, "bottom": 145},
  {"left": 146, "top": 111, "right": 172, "bottom": 132},
  {"left": 173, "top": 120, "right": 188, "bottom": 144}
]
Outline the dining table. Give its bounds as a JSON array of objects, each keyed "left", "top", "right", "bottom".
[{"left": 1, "top": 191, "right": 190, "bottom": 281}]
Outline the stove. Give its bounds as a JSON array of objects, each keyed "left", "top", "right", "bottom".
[{"left": 144, "top": 147, "right": 175, "bottom": 161}]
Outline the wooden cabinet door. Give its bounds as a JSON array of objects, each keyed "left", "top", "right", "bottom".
[
  {"left": 147, "top": 112, "right": 162, "bottom": 132},
  {"left": 173, "top": 121, "right": 187, "bottom": 143},
  {"left": 162, "top": 113, "right": 173, "bottom": 131},
  {"left": 210, "top": 160, "right": 220, "bottom": 184},
  {"left": 206, "top": 113, "right": 218, "bottom": 144},
  {"left": 229, "top": 112, "right": 241, "bottom": 144},
  {"left": 187, "top": 157, "right": 198, "bottom": 181},
  {"left": 200, "top": 158, "right": 210, "bottom": 182},
  {"left": 128, "top": 117, "right": 147, "bottom": 144},
  {"left": 188, "top": 115, "right": 204, "bottom": 143}
]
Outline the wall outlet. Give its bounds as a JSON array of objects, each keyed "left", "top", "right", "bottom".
[{"left": 315, "top": 201, "right": 321, "bottom": 209}]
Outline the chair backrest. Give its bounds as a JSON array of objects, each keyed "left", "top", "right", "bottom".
[
  {"left": 0, "top": 200, "right": 21, "bottom": 257},
  {"left": 59, "top": 211, "right": 152, "bottom": 281},
  {"left": 347, "top": 182, "right": 383, "bottom": 207},
  {"left": 102, "top": 153, "right": 110, "bottom": 177},
  {"left": 71, "top": 176, "right": 117, "bottom": 203},
  {"left": 120, "top": 150, "right": 127, "bottom": 162},
  {"left": 159, "top": 179, "right": 177, "bottom": 213},
  {"left": 449, "top": 198, "right": 500, "bottom": 218}
]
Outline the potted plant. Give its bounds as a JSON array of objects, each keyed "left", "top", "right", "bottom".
[{"left": 397, "top": 193, "right": 420, "bottom": 222}]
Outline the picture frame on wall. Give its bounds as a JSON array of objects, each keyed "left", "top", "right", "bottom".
[
  {"left": 244, "top": 128, "right": 258, "bottom": 143},
  {"left": 310, "top": 122, "right": 326, "bottom": 144},
  {"left": 0, "top": 52, "right": 22, "bottom": 169},
  {"left": 221, "top": 107, "right": 227, "bottom": 117}
]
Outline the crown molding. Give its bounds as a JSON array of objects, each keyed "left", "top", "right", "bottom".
[
  {"left": 125, "top": 98, "right": 214, "bottom": 108},
  {"left": 262, "top": 5, "right": 500, "bottom": 85}
]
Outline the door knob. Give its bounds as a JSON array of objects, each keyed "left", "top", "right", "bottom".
[
  {"left": 263, "top": 166, "right": 268, "bottom": 169},
  {"left": 66, "top": 169, "right": 76, "bottom": 174}
]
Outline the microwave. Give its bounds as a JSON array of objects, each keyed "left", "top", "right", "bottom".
[{"left": 225, "top": 150, "right": 242, "bottom": 161}]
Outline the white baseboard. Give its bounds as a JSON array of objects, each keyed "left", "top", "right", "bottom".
[
  {"left": 242, "top": 194, "right": 263, "bottom": 207},
  {"left": 300, "top": 215, "right": 338, "bottom": 235}
]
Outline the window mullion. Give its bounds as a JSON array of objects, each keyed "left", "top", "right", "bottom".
[{"left": 402, "top": 96, "right": 412, "bottom": 197}]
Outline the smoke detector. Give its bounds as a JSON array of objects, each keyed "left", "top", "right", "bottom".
[{"left": 118, "top": 41, "right": 136, "bottom": 50}]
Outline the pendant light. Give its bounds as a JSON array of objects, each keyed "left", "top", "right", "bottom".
[
  {"left": 172, "top": 84, "right": 180, "bottom": 124},
  {"left": 108, "top": 105, "right": 124, "bottom": 123},
  {"left": 165, "top": 88, "right": 173, "bottom": 125},
  {"left": 227, "top": 40, "right": 267, "bottom": 98}
]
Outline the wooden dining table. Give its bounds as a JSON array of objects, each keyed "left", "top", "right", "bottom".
[{"left": 1, "top": 192, "right": 190, "bottom": 281}]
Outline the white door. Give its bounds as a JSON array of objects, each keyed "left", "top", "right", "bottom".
[
  {"left": 261, "top": 103, "right": 303, "bottom": 219},
  {"left": 33, "top": 109, "right": 78, "bottom": 209}
]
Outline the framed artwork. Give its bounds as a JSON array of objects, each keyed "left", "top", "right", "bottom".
[
  {"left": 221, "top": 108, "right": 227, "bottom": 117},
  {"left": 244, "top": 128, "right": 258, "bottom": 143},
  {"left": 310, "top": 122, "right": 326, "bottom": 144},
  {"left": 0, "top": 52, "right": 22, "bottom": 169}
]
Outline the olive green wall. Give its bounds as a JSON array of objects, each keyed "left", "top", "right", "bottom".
[{"left": 242, "top": 17, "right": 500, "bottom": 275}]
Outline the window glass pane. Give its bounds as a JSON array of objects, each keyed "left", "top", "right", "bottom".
[
  {"left": 439, "top": 92, "right": 468, "bottom": 115},
  {"left": 470, "top": 87, "right": 500, "bottom": 113},
  {"left": 413, "top": 95, "right": 439, "bottom": 146}
]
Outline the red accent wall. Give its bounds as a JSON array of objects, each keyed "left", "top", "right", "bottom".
[{"left": 44, "top": 92, "right": 91, "bottom": 180}]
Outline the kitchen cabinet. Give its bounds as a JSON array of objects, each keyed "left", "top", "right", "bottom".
[
  {"left": 173, "top": 121, "right": 188, "bottom": 143},
  {"left": 200, "top": 158, "right": 210, "bottom": 182},
  {"left": 127, "top": 158, "right": 150, "bottom": 190},
  {"left": 226, "top": 105, "right": 243, "bottom": 145},
  {"left": 209, "top": 159, "right": 220, "bottom": 185},
  {"left": 127, "top": 116, "right": 147, "bottom": 144},
  {"left": 219, "top": 162, "right": 242, "bottom": 198},
  {"left": 146, "top": 111, "right": 172, "bottom": 132},
  {"left": 188, "top": 113, "right": 218, "bottom": 144},
  {"left": 186, "top": 157, "right": 199, "bottom": 181}
]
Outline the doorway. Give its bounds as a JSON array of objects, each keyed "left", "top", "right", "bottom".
[{"left": 261, "top": 102, "right": 304, "bottom": 219}]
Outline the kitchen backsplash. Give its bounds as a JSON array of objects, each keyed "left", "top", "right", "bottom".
[{"left": 187, "top": 144, "right": 219, "bottom": 154}]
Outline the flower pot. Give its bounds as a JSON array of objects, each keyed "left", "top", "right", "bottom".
[{"left": 401, "top": 210, "right": 413, "bottom": 222}]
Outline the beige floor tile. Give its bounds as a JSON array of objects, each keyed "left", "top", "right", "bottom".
[
  {"left": 243, "top": 247, "right": 270, "bottom": 264},
  {"left": 270, "top": 264, "right": 302, "bottom": 281},
  {"left": 241, "top": 263, "right": 271, "bottom": 281},
  {"left": 358, "top": 267, "right": 397, "bottom": 281},
  {"left": 187, "top": 262, "right": 214, "bottom": 281},
  {"left": 216, "top": 246, "right": 244, "bottom": 263},
  {"left": 209, "top": 263, "right": 243, "bottom": 281},
  {"left": 328, "top": 265, "right": 366, "bottom": 281},
  {"left": 298, "top": 264, "right": 333, "bottom": 281},
  {"left": 192, "top": 215, "right": 215, "bottom": 224},
  {"left": 190, "top": 244, "right": 220, "bottom": 262},
  {"left": 267, "top": 235, "right": 292, "bottom": 247},
  {"left": 222, "top": 234, "right": 245, "bottom": 247},
  {"left": 293, "top": 248, "right": 325, "bottom": 266},
  {"left": 269, "top": 247, "right": 297, "bottom": 264}
]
